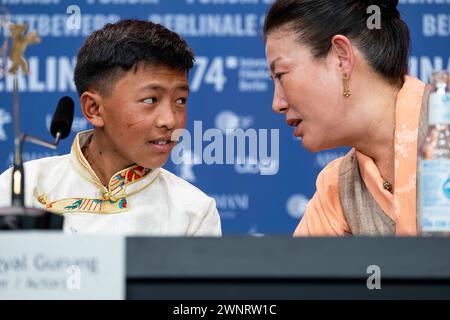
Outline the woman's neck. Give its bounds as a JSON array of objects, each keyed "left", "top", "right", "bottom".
[{"left": 350, "top": 79, "right": 401, "bottom": 190}]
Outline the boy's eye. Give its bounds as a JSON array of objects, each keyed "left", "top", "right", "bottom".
[
  {"left": 143, "top": 97, "right": 157, "bottom": 104},
  {"left": 176, "top": 98, "right": 187, "bottom": 105}
]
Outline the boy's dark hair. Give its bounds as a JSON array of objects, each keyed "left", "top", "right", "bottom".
[
  {"left": 263, "top": 0, "right": 410, "bottom": 86},
  {"left": 74, "top": 19, "right": 195, "bottom": 96}
]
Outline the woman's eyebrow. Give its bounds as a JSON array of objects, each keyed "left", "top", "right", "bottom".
[{"left": 270, "top": 57, "right": 282, "bottom": 73}]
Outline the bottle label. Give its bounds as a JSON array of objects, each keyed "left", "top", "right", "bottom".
[
  {"left": 419, "top": 159, "right": 450, "bottom": 232},
  {"left": 429, "top": 91, "right": 450, "bottom": 125}
]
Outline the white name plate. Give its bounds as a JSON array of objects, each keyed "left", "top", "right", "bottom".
[{"left": 0, "top": 232, "right": 125, "bottom": 300}]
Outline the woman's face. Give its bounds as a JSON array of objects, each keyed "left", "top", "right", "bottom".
[{"left": 265, "top": 29, "right": 348, "bottom": 152}]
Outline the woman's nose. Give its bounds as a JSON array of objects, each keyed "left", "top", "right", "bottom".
[{"left": 272, "top": 84, "right": 289, "bottom": 114}]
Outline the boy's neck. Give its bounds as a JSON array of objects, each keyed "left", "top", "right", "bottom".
[{"left": 82, "top": 132, "right": 133, "bottom": 187}]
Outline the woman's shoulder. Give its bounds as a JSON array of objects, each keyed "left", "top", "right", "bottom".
[
  {"left": 294, "top": 152, "right": 353, "bottom": 236},
  {"left": 315, "top": 150, "right": 354, "bottom": 190}
]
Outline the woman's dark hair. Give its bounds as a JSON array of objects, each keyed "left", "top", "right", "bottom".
[
  {"left": 263, "top": 0, "right": 410, "bottom": 86},
  {"left": 74, "top": 19, "right": 195, "bottom": 96}
]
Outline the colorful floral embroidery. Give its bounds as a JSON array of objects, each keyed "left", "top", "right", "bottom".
[
  {"left": 63, "top": 199, "right": 103, "bottom": 211},
  {"left": 64, "top": 199, "right": 83, "bottom": 210},
  {"left": 48, "top": 197, "right": 128, "bottom": 214},
  {"left": 44, "top": 165, "right": 149, "bottom": 214},
  {"left": 118, "top": 198, "right": 127, "bottom": 209},
  {"left": 39, "top": 132, "right": 154, "bottom": 215}
]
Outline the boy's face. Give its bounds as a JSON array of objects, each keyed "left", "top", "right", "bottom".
[{"left": 97, "top": 63, "right": 189, "bottom": 169}]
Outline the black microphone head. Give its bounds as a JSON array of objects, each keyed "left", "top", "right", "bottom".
[{"left": 50, "top": 96, "right": 74, "bottom": 139}]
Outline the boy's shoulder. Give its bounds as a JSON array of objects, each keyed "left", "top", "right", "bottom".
[
  {"left": 1, "top": 154, "right": 71, "bottom": 176},
  {"left": 25, "top": 154, "right": 71, "bottom": 166},
  {"left": 25, "top": 154, "right": 73, "bottom": 178},
  {"left": 158, "top": 168, "right": 215, "bottom": 205}
]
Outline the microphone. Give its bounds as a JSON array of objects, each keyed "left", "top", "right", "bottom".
[
  {"left": 21, "top": 96, "right": 75, "bottom": 150},
  {"left": 50, "top": 96, "right": 75, "bottom": 142},
  {"left": 1, "top": 78, "right": 71, "bottom": 230},
  {"left": 10, "top": 96, "right": 75, "bottom": 208}
]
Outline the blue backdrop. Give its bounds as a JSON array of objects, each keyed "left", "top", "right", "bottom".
[{"left": 0, "top": 0, "right": 449, "bottom": 235}]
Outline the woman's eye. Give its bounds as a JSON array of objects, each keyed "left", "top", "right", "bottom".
[
  {"left": 274, "top": 73, "right": 286, "bottom": 82},
  {"left": 143, "top": 97, "right": 157, "bottom": 104}
]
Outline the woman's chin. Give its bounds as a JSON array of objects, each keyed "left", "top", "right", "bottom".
[{"left": 301, "top": 138, "right": 325, "bottom": 153}]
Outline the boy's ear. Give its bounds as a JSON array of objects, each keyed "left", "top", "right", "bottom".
[{"left": 80, "top": 91, "right": 104, "bottom": 128}]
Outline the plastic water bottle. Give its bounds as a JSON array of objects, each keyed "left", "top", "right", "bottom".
[{"left": 418, "top": 70, "right": 450, "bottom": 236}]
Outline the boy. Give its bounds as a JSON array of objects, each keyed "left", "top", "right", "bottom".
[{"left": 0, "top": 20, "right": 221, "bottom": 236}]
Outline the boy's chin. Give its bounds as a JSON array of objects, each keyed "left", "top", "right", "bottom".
[{"left": 138, "top": 156, "right": 170, "bottom": 170}]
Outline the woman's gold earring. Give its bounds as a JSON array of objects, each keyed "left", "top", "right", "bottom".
[{"left": 343, "top": 73, "right": 351, "bottom": 97}]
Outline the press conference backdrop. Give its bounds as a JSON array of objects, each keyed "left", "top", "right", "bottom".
[{"left": 0, "top": 0, "right": 448, "bottom": 235}]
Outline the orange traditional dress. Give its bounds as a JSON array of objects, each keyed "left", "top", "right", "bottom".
[{"left": 294, "top": 76, "right": 426, "bottom": 236}]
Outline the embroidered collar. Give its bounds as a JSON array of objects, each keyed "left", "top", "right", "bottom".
[
  {"left": 393, "top": 76, "right": 427, "bottom": 235},
  {"left": 40, "top": 130, "right": 158, "bottom": 214},
  {"left": 73, "top": 130, "right": 152, "bottom": 195}
]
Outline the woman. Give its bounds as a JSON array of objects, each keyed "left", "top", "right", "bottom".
[{"left": 264, "top": 0, "right": 430, "bottom": 236}]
